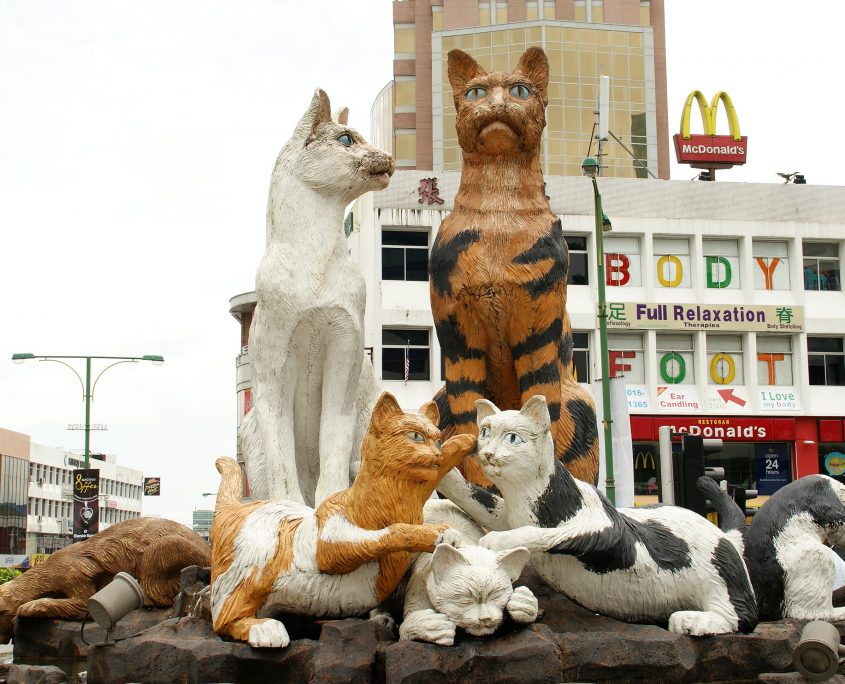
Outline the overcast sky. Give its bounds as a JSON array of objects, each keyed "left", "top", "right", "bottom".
[{"left": 1, "top": 1, "right": 841, "bottom": 526}]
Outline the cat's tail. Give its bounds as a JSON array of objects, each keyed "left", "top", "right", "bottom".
[
  {"left": 215, "top": 457, "right": 243, "bottom": 509},
  {"left": 696, "top": 476, "right": 747, "bottom": 534}
]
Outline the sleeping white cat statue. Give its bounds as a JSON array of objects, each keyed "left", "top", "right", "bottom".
[
  {"left": 395, "top": 498, "right": 539, "bottom": 645},
  {"left": 437, "top": 395, "right": 759, "bottom": 636}
]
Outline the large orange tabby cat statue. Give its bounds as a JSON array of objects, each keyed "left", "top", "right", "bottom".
[{"left": 430, "top": 47, "right": 599, "bottom": 486}]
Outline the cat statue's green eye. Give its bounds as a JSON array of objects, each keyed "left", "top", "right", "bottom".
[
  {"left": 337, "top": 133, "right": 354, "bottom": 146},
  {"left": 465, "top": 87, "right": 487, "bottom": 101},
  {"left": 504, "top": 432, "right": 524, "bottom": 445},
  {"left": 479, "top": 427, "right": 491, "bottom": 438},
  {"left": 408, "top": 431, "right": 425, "bottom": 443},
  {"left": 509, "top": 84, "right": 530, "bottom": 99}
]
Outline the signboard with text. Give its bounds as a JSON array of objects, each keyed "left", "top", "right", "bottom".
[
  {"left": 673, "top": 90, "right": 748, "bottom": 170},
  {"left": 73, "top": 469, "right": 100, "bottom": 542},
  {"left": 606, "top": 302, "right": 803, "bottom": 332},
  {"left": 144, "top": 477, "right": 161, "bottom": 496},
  {"left": 755, "top": 443, "right": 791, "bottom": 495}
]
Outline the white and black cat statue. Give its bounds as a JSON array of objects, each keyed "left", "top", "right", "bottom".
[{"left": 438, "top": 395, "right": 759, "bottom": 636}]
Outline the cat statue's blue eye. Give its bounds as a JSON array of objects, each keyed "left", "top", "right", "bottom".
[
  {"left": 435, "top": 439, "right": 442, "bottom": 449},
  {"left": 479, "top": 427, "right": 491, "bottom": 439},
  {"left": 408, "top": 431, "right": 425, "bottom": 443},
  {"left": 337, "top": 134, "right": 354, "bottom": 146},
  {"left": 504, "top": 432, "right": 524, "bottom": 445},
  {"left": 465, "top": 87, "right": 487, "bottom": 101},
  {"left": 509, "top": 84, "right": 530, "bottom": 99}
]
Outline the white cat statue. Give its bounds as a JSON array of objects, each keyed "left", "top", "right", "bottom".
[
  {"left": 396, "top": 499, "right": 538, "bottom": 645},
  {"left": 438, "top": 396, "right": 759, "bottom": 636},
  {"left": 242, "top": 89, "right": 393, "bottom": 506}
]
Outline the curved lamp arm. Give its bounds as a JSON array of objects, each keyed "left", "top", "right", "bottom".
[
  {"left": 37, "top": 359, "right": 86, "bottom": 400},
  {"left": 91, "top": 360, "right": 138, "bottom": 401}
]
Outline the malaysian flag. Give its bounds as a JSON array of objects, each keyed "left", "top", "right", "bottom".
[{"left": 404, "top": 342, "right": 410, "bottom": 385}]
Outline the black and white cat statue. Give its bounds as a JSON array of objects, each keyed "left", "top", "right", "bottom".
[
  {"left": 438, "top": 395, "right": 758, "bottom": 636},
  {"left": 700, "top": 473, "right": 845, "bottom": 621}
]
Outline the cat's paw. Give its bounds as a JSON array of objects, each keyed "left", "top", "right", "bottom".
[
  {"left": 506, "top": 586, "right": 539, "bottom": 624},
  {"left": 369, "top": 608, "right": 395, "bottom": 631},
  {"left": 399, "top": 609, "right": 456, "bottom": 646},
  {"left": 248, "top": 618, "right": 291, "bottom": 648},
  {"left": 479, "top": 530, "right": 523, "bottom": 552},
  {"left": 441, "top": 434, "right": 477, "bottom": 468},
  {"left": 668, "top": 610, "right": 733, "bottom": 636},
  {"left": 435, "top": 526, "right": 464, "bottom": 548}
]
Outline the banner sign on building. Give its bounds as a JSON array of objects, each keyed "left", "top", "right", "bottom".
[
  {"left": 605, "top": 302, "right": 804, "bottom": 332},
  {"left": 73, "top": 469, "right": 100, "bottom": 542},
  {"left": 143, "top": 477, "right": 161, "bottom": 496},
  {"left": 755, "top": 443, "right": 791, "bottom": 495},
  {"left": 673, "top": 90, "right": 748, "bottom": 169}
]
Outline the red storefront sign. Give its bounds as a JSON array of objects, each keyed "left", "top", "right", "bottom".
[
  {"left": 673, "top": 134, "right": 747, "bottom": 167},
  {"left": 631, "top": 416, "right": 796, "bottom": 442}
]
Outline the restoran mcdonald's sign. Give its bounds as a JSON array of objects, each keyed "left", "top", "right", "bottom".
[{"left": 673, "top": 90, "right": 748, "bottom": 169}]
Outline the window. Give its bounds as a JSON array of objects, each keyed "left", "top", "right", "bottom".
[
  {"left": 607, "top": 332, "right": 644, "bottom": 383},
  {"left": 803, "top": 242, "right": 841, "bottom": 291},
  {"left": 656, "top": 333, "right": 694, "bottom": 384},
  {"left": 565, "top": 235, "right": 589, "bottom": 285},
  {"left": 382, "top": 328, "right": 430, "bottom": 381},
  {"left": 703, "top": 239, "right": 739, "bottom": 289},
  {"left": 707, "top": 334, "right": 744, "bottom": 385},
  {"left": 808, "top": 337, "right": 845, "bottom": 386},
  {"left": 757, "top": 336, "right": 793, "bottom": 386},
  {"left": 604, "top": 235, "right": 641, "bottom": 287},
  {"left": 653, "top": 237, "right": 691, "bottom": 288},
  {"left": 382, "top": 229, "right": 429, "bottom": 281},
  {"left": 753, "top": 240, "right": 789, "bottom": 290},
  {"left": 572, "top": 332, "right": 590, "bottom": 383},
  {"left": 819, "top": 443, "right": 845, "bottom": 484}
]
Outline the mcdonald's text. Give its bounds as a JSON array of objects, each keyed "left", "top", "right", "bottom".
[{"left": 673, "top": 134, "right": 748, "bottom": 166}]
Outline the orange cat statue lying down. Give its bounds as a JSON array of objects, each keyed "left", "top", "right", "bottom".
[{"left": 210, "top": 392, "right": 476, "bottom": 647}]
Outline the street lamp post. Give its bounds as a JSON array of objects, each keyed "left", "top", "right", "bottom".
[
  {"left": 581, "top": 157, "right": 615, "bottom": 505},
  {"left": 12, "top": 353, "right": 164, "bottom": 469}
]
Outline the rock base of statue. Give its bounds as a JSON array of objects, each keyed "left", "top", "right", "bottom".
[{"left": 10, "top": 567, "right": 844, "bottom": 683}]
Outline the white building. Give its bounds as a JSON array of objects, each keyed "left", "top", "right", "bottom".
[
  {"left": 0, "top": 428, "right": 145, "bottom": 558},
  {"left": 345, "top": 170, "right": 845, "bottom": 501},
  {"left": 27, "top": 445, "right": 144, "bottom": 554},
  {"left": 230, "top": 171, "right": 845, "bottom": 503}
]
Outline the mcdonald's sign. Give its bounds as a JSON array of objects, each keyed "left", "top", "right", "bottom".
[{"left": 673, "top": 90, "right": 748, "bottom": 169}]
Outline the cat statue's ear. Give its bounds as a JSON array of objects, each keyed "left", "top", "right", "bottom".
[
  {"left": 371, "top": 392, "right": 404, "bottom": 434},
  {"left": 475, "top": 398, "right": 500, "bottom": 424},
  {"left": 447, "top": 49, "right": 487, "bottom": 96},
  {"left": 520, "top": 395, "right": 551, "bottom": 432},
  {"left": 332, "top": 107, "right": 349, "bottom": 125},
  {"left": 495, "top": 547, "right": 531, "bottom": 582},
  {"left": 431, "top": 542, "right": 470, "bottom": 576},
  {"left": 419, "top": 401, "right": 440, "bottom": 426},
  {"left": 289, "top": 88, "right": 332, "bottom": 147},
  {"left": 515, "top": 47, "right": 549, "bottom": 103}
]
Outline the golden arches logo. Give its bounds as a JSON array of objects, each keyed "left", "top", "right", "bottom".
[
  {"left": 679, "top": 90, "right": 741, "bottom": 141},
  {"left": 673, "top": 89, "right": 747, "bottom": 170}
]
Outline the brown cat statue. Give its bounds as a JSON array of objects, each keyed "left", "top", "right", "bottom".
[
  {"left": 0, "top": 518, "right": 211, "bottom": 643},
  {"left": 210, "top": 392, "right": 475, "bottom": 648},
  {"left": 429, "top": 46, "right": 599, "bottom": 486}
]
